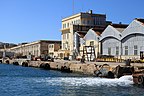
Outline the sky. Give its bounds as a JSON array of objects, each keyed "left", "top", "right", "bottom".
[{"left": 0, "top": 0, "right": 143, "bottom": 44}]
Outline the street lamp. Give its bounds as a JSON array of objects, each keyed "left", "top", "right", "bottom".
[
  {"left": 119, "top": 34, "right": 122, "bottom": 62},
  {"left": 97, "top": 37, "right": 100, "bottom": 58}
]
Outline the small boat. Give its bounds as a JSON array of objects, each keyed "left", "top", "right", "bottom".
[{"left": 132, "top": 69, "right": 144, "bottom": 86}]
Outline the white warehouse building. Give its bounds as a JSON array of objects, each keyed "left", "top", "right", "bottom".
[{"left": 100, "top": 18, "right": 144, "bottom": 60}]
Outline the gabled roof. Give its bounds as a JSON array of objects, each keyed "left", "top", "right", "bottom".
[
  {"left": 136, "top": 18, "right": 144, "bottom": 25},
  {"left": 111, "top": 23, "right": 128, "bottom": 28},
  {"left": 111, "top": 23, "right": 128, "bottom": 32},
  {"left": 76, "top": 31, "right": 87, "bottom": 38},
  {"left": 121, "top": 18, "right": 144, "bottom": 40},
  {"left": 91, "top": 29, "right": 103, "bottom": 36},
  {"left": 99, "top": 24, "right": 123, "bottom": 41},
  {"left": 91, "top": 26, "right": 106, "bottom": 36}
]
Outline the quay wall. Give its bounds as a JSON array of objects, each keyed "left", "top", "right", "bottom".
[
  {"left": 1, "top": 59, "right": 143, "bottom": 76},
  {"left": 2, "top": 59, "right": 101, "bottom": 75}
]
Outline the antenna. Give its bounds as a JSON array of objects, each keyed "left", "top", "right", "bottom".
[{"left": 72, "top": 0, "right": 74, "bottom": 14}]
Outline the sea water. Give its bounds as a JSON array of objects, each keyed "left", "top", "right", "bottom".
[{"left": 0, "top": 64, "right": 143, "bottom": 96}]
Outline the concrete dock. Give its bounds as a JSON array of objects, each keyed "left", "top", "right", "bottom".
[{"left": 1, "top": 59, "right": 144, "bottom": 77}]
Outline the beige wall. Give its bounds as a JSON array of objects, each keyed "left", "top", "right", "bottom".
[
  {"left": 9, "top": 40, "right": 61, "bottom": 58},
  {"left": 85, "top": 40, "right": 99, "bottom": 57},
  {"left": 79, "top": 40, "right": 99, "bottom": 58},
  {"left": 10, "top": 42, "right": 41, "bottom": 57},
  {"left": 61, "top": 12, "right": 106, "bottom": 58}
]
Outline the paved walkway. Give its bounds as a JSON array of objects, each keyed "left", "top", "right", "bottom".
[{"left": 55, "top": 59, "right": 144, "bottom": 67}]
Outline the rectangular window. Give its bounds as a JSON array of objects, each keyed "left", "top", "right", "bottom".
[
  {"left": 116, "top": 46, "right": 119, "bottom": 55},
  {"left": 67, "top": 33, "right": 69, "bottom": 39},
  {"left": 63, "top": 43, "right": 65, "bottom": 49},
  {"left": 87, "top": 20, "right": 90, "bottom": 24},
  {"left": 63, "top": 34, "right": 65, "bottom": 40},
  {"left": 67, "top": 23, "right": 69, "bottom": 27},
  {"left": 125, "top": 46, "right": 128, "bottom": 55},
  {"left": 63, "top": 24, "right": 64, "bottom": 29},
  {"left": 108, "top": 47, "right": 111, "bottom": 55},
  {"left": 83, "top": 20, "right": 85, "bottom": 24},
  {"left": 64, "top": 24, "right": 66, "bottom": 28},
  {"left": 134, "top": 45, "right": 138, "bottom": 55}
]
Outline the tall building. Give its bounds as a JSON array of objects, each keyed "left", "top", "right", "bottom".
[{"left": 61, "top": 10, "right": 108, "bottom": 59}]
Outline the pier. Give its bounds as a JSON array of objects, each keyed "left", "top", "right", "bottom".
[{"left": 1, "top": 59, "right": 141, "bottom": 78}]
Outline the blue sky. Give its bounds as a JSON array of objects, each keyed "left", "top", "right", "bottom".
[{"left": 0, "top": 0, "right": 143, "bottom": 44}]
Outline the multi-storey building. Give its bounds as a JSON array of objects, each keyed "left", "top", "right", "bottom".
[
  {"left": 9, "top": 40, "right": 61, "bottom": 58},
  {"left": 61, "top": 10, "right": 108, "bottom": 59}
]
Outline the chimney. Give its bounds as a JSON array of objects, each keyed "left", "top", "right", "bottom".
[{"left": 89, "top": 10, "right": 93, "bottom": 14}]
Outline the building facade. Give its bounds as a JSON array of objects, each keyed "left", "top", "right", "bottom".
[
  {"left": 100, "top": 18, "right": 144, "bottom": 60},
  {"left": 121, "top": 18, "right": 144, "bottom": 59},
  {"left": 61, "top": 10, "right": 107, "bottom": 59},
  {"left": 9, "top": 40, "right": 61, "bottom": 58},
  {"left": 100, "top": 24, "right": 128, "bottom": 57}
]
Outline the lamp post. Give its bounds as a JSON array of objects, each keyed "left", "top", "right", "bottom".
[
  {"left": 97, "top": 37, "right": 100, "bottom": 58},
  {"left": 120, "top": 34, "right": 122, "bottom": 62}
]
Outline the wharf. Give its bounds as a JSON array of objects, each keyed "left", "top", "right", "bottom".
[{"left": 1, "top": 59, "right": 143, "bottom": 77}]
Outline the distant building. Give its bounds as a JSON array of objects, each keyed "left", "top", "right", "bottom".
[
  {"left": 61, "top": 10, "right": 110, "bottom": 59},
  {"left": 9, "top": 40, "right": 61, "bottom": 58},
  {"left": 0, "top": 42, "right": 17, "bottom": 49},
  {"left": 0, "top": 50, "right": 14, "bottom": 58}
]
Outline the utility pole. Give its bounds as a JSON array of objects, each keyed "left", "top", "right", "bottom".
[{"left": 2, "top": 45, "right": 6, "bottom": 63}]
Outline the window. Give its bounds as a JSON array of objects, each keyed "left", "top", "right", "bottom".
[
  {"left": 63, "top": 34, "right": 66, "bottom": 39},
  {"left": 83, "top": 20, "right": 85, "bottom": 24},
  {"left": 74, "top": 21, "right": 76, "bottom": 24},
  {"left": 90, "top": 41, "right": 94, "bottom": 46},
  {"left": 67, "top": 33, "right": 69, "bottom": 39},
  {"left": 108, "top": 47, "right": 111, "bottom": 55},
  {"left": 116, "top": 46, "right": 119, "bottom": 55},
  {"left": 63, "top": 43, "right": 65, "bottom": 49},
  {"left": 50, "top": 45, "right": 53, "bottom": 48},
  {"left": 134, "top": 45, "right": 138, "bottom": 55},
  {"left": 125, "top": 46, "right": 128, "bottom": 55},
  {"left": 67, "top": 23, "right": 69, "bottom": 27},
  {"left": 78, "top": 20, "right": 80, "bottom": 24},
  {"left": 87, "top": 20, "right": 90, "bottom": 24},
  {"left": 63, "top": 24, "right": 66, "bottom": 28},
  {"left": 49, "top": 45, "right": 51, "bottom": 48}
]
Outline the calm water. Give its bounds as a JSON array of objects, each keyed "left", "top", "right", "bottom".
[{"left": 0, "top": 64, "right": 143, "bottom": 96}]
